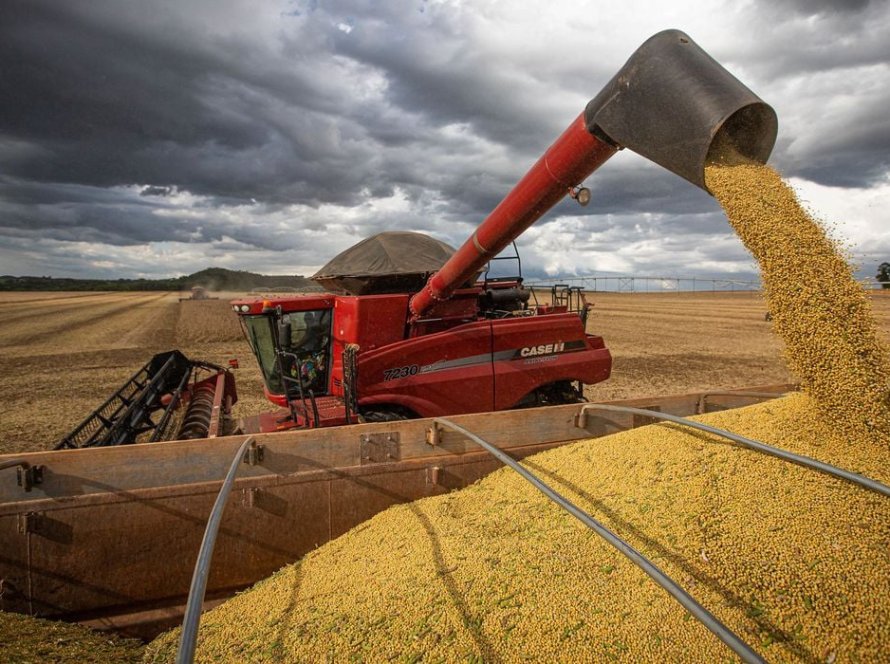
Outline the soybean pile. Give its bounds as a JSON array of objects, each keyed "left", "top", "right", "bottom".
[
  {"left": 0, "top": 610, "right": 143, "bottom": 663},
  {"left": 144, "top": 393, "right": 890, "bottom": 663},
  {"left": 706, "top": 164, "right": 890, "bottom": 439}
]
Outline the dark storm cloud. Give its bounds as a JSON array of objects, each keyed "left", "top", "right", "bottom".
[
  {"left": 0, "top": 0, "right": 389, "bottom": 204},
  {"left": 0, "top": 177, "right": 298, "bottom": 250},
  {"left": 328, "top": 20, "right": 578, "bottom": 153},
  {"left": 790, "top": 126, "right": 890, "bottom": 187},
  {"left": 0, "top": 0, "right": 608, "bottom": 213},
  {"left": 730, "top": 0, "right": 888, "bottom": 77},
  {"left": 0, "top": 182, "right": 201, "bottom": 245},
  {"left": 714, "top": 1, "right": 890, "bottom": 187},
  {"left": 0, "top": 0, "right": 887, "bottom": 279}
]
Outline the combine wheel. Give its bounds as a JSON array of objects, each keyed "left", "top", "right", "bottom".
[
  {"left": 359, "top": 406, "right": 416, "bottom": 423},
  {"left": 515, "top": 380, "right": 586, "bottom": 409}
]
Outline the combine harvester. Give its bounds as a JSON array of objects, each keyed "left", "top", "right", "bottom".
[
  {"left": 178, "top": 286, "right": 218, "bottom": 302},
  {"left": 5, "top": 31, "right": 882, "bottom": 662}
]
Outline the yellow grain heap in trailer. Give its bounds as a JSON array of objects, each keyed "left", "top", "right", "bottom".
[
  {"left": 0, "top": 609, "right": 143, "bottom": 663},
  {"left": 143, "top": 393, "right": 889, "bottom": 662}
]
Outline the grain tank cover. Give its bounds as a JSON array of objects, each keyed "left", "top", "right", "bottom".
[{"left": 312, "top": 231, "right": 457, "bottom": 295}]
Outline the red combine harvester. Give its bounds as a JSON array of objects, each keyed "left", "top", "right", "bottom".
[
  {"left": 231, "top": 241, "right": 610, "bottom": 431},
  {"left": 230, "top": 29, "right": 776, "bottom": 432}
]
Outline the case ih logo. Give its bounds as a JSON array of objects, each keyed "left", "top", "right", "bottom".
[{"left": 519, "top": 341, "right": 566, "bottom": 358}]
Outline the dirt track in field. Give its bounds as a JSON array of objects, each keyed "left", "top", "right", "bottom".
[{"left": 1, "top": 290, "right": 889, "bottom": 453}]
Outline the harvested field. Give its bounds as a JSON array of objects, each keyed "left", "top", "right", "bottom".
[
  {"left": 0, "top": 609, "right": 143, "bottom": 663},
  {"left": 175, "top": 298, "right": 244, "bottom": 344},
  {"left": 0, "top": 292, "right": 269, "bottom": 453},
  {"left": 1, "top": 290, "right": 889, "bottom": 453},
  {"left": 0, "top": 292, "right": 177, "bottom": 355},
  {"left": 582, "top": 290, "right": 796, "bottom": 402}
]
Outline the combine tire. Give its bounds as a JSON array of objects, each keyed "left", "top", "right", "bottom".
[
  {"left": 360, "top": 406, "right": 416, "bottom": 423},
  {"left": 515, "top": 381, "right": 587, "bottom": 408}
]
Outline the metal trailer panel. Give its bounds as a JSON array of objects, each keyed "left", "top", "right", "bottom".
[{"left": 0, "top": 385, "right": 791, "bottom": 637}]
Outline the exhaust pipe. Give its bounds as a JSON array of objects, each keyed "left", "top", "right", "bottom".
[{"left": 409, "top": 30, "right": 777, "bottom": 320}]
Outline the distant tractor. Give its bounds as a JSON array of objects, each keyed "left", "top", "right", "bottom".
[{"left": 179, "top": 286, "right": 218, "bottom": 301}]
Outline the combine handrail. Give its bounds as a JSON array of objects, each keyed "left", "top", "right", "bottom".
[
  {"left": 577, "top": 404, "right": 890, "bottom": 498},
  {"left": 177, "top": 436, "right": 255, "bottom": 664},
  {"left": 431, "top": 417, "right": 765, "bottom": 664}
]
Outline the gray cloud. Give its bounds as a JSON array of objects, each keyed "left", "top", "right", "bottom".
[
  {"left": 0, "top": 0, "right": 888, "bottom": 280},
  {"left": 769, "top": 0, "right": 873, "bottom": 16}
]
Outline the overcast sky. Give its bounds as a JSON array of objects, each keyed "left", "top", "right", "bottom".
[{"left": 1, "top": 0, "right": 888, "bottom": 282}]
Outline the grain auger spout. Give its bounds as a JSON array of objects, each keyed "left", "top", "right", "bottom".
[{"left": 408, "top": 29, "right": 777, "bottom": 320}]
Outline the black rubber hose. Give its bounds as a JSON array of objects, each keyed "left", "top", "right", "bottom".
[
  {"left": 177, "top": 436, "right": 254, "bottom": 664},
  {"left": 432, "top": 417, "right": 765, "bottom": 664},
  {"left": 579, "top": 404, "right": 890, "bottom": 498}
]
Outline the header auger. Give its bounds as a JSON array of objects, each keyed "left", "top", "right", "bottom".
[{"left": 56, "top": 351, "right": 237, "bottom": 448}]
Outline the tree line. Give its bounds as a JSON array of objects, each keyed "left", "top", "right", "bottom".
[
  {"left": 879, "top": 263, "right": 890, "bottom": 289},
  {"left": 0, "top": 267, "right": 320, "bottom": 292}
]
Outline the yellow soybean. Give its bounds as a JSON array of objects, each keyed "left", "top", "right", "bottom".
[{"left": 705, "top": 163, "right": 890, "bottom": 439}]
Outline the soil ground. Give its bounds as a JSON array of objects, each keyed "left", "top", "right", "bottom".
[{"left": 2, "top": 289, "right": 888, "bottom": 454}]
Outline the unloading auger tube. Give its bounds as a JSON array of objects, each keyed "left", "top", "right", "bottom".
[{"left": 408, "top": 29, "right": 777, "bottom": 320}]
